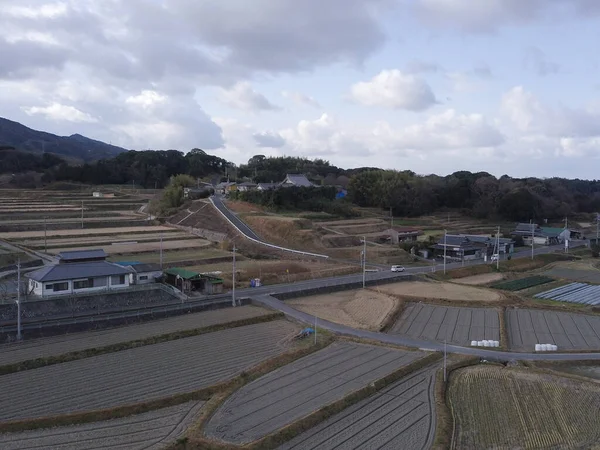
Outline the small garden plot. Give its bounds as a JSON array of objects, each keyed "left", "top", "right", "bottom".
[
  {"left": 0, "top": 320, "right": 298, "bottom": 422},
  {"left": 0, "top": 401, "right": 204, "bottom": 450},
  {"left": 288, "top": 290, "right": 397, "bottom": 331},
  {"left": 278, "top": 365, "right": 437, "bottom": 450},
  {"left": 204, "top": 342, "right": 425, "bottom": 445},
  {"left": 454, "top": 273, "right": 504, "bottom": 285},
  {"left": 376, "top": 281, "right": 501, "bottom": 302},
  {"left": 448, "top": 365, "right": 600, "bottom": 449},
  {"left": 491, "top": 275, "right": 554, "bottom": 291}
]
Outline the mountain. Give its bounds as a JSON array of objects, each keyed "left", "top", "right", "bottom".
[{"left": 0, "top": 117, "right": 127, "bottom": 162}]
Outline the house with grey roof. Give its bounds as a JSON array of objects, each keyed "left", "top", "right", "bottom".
[
  {"left": 279, "top": 174, "right": 314, "bottom": 188},
  {"left": 430, "top": 234, "right": 514, "bottom": 261},
  {"left": 27, "top": 249, "right": 133, "bottom": 297},
  {"left": 510, "top": 223, "right": 568, "bottom": 245},
  {"left": 125, "top": 263, "right": 163, "bottom": 285},
  {"left": 257, "top": 182, "right": 278, "bottom": 191},
  {"left": 237, "top": 181, "right": 258, "bottom": 192}
]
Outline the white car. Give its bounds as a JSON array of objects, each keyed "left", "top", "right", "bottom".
[
  {"left": 490, "top": 254, "right": 499, "bottom": 262},
  {"left": 391, "top": 265, "right": 405, "bottom": 272}
]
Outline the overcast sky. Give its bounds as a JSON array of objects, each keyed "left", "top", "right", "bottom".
[{"left": 2, "top": 1, "right": 600, "bottom": 178}]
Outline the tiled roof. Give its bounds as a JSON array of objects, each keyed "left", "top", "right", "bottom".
[
  {"left": 130, "top": 263, "right": 162, "bottom": 273},
  {"left": 27, "top": 261, "right": 131, "bottom": 282},
  {"left": 58, "top": 249, "right": 107, "bottom": 261},
  {"left": 281, "top": 174, "right": 314, "bottom": 187}
]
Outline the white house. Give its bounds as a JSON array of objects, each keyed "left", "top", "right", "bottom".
[{"left": 125, "top": 263, "right": 163, "bottom": 285}]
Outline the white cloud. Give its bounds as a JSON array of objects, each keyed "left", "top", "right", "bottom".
[
  {"left": 21, "top": 102, "right": 98, "bottom": 123},
  {"left": 218, "top": 82, "right": 280, "bottom": 112},
  {"left": 350, "top": 70, "right": 437, "bottom": 111},
  {"left": 253, "top": 131, "right": 286, "bottom": 148},
  {"left": 523, "top": 46, "right": 560, "bottom": 76},
  {"left": 1, "top": 3, "right": 68, "bottom": 19},
  {"left": 126, "top": 90, "right": 167, "bottom": 109},
  {"left": 281, "top": 91, "right": 321, "bottom": 108}
]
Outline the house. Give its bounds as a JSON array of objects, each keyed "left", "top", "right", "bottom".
[
  {"left": 164, "top": 268, "right": 224, "bottom": 295},
  {"left": 125, "top": 263, "right": 163, "bottom": 285},
  {"left": 279, "top": 174, "right": 314, "bottom": 188},
  {"left": 27, "top": 251, "right": 132, "bottom": 297},
  {"left": 257, "top": 183, "right": 278, "bottom": 191},
  {"left": 184, "top": 185, "right": 213, "bottom": 199},
  {"left": 511, "top": 223, "right": 568, "bottom": 245},
  {"left": 215, "top": 181, "right": 237, "bottom": 195},
  {"left": 237, "top": 182, "right": 258, "bottom": 192},
  {"left": 431, "top": 235, "right": 488, "bottom": 261},
  {"left": 459, "top": 234, "right": 514, "bottom": 254},
  {"left": 383, "top": 227, "right": 423, "bottom": 244}
]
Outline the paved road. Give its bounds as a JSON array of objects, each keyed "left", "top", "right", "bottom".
[
  {"left": 253, "top": 294, "right": 600, "bottom": 362},
  {"left": 210, "top": 195, "right": 263, "bottom": 241}
]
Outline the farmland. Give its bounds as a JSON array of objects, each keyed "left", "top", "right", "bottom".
[
  {"left": 0, "top": 320, "right": 298, "bottom": 421},
  {"left": 0, "top": 305, "right": 271, "bottom": 367},
  {"left": 506, "top": 308, "right": 600, "bottom": 351},
  {"left": 453, "top": 273, "right": 504, "bottom": 285},
  {"left": 491, "top": 275, "right": 554, "bottom": 291},
  {"left": 448, "top": 365, "right": 600, "bottom": 449},
  {"left": 389, "top": 303, "right": 500, "bottom": 345},
  {"left": 204, "top": 342, "right": 425, "bottom": 445},
  {"left": 375, "top": 281, "right": 502, "bottom": 302},
  {"left": 287, "top": 289, "right": 398, "bottom": 331},
  {"left": 544, "top": 267, "right": 600, "bottom": 284},
  {"left": 278, "top": 364, "right": 437, "bottom": 450},
  {"left": 0, "top": 401, "right": 204, "bottom": 450}
]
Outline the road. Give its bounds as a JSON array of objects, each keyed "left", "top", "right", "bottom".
[{"left": 210, "top": 195, "right": 263, "bottom": 241}]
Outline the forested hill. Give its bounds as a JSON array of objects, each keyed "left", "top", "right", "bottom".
[{"left": 0, "top": 117, "right": 127, "bottom": 161}]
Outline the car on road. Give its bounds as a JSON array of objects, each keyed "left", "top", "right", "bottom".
[
  {"left": 391, "top": 265, "right": 405, "bottom": 272},
  {"left": 490, "top": 254, "right": 499, "bottom": 262}
]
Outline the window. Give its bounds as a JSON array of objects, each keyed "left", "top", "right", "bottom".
[
  {"left": 53, "top": 282, "right": 69, "bottom": 292},
  {"left": 45, "top": 284, "right": 52, "bottom": 290},
  {"left": 111, "top": 274, "right": 126, "bottom": 285},
  {"left": 139, "top": 275, "right": 148, "bottom": 281},
  {"left": 73, "top": 278, "right": 94, "bottom": 290}
]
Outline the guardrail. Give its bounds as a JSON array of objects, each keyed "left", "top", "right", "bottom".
[{"left": 209, "top": 197, "right": 330, "bottom": 259}]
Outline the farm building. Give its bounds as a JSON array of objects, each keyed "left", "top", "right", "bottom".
[
  {"left": 383, "top": 227, "right": 423, "bottom": 244},
  {"left": 27, "top": 251, "right": 132, "bottom": 297},
  {"left": 164, "top": 268, "right": 224, "bottom": 295}
]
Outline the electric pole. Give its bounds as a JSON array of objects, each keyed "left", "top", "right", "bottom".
[
  {"left": 44, "top": 217, "right": 47, "bottom": 253},
  {"left": 16, "top": 258, "right": 22, "bottom": 340},
  {"left": 362, "top": 236, "right": 366, "bottom": 288},
  {"left": 81, "top": 200, "right": 84, "bottom": 229},
  {"left": 443, "top": 339, "right": 447, "bottom": 382},
  {"left": 596, "top": 213, "right": 599, "bottom": 245},
  {"left": 496, "top": 226, "right": 500, "bottom": 270},
  {"left": 443, "top": 229, "right": 447, "bottom": 274},
  {"left": 159, "top": 232, "right": 163, "bottom": 269},
  {"left": 232, "top": 245, "right": 237, "bottom": 307},
  {"left": 390, "top": 207, "right": 393, "bottom": 229},
  {"left": 531, "top": 221, "right": 534, "bottom": 260}
]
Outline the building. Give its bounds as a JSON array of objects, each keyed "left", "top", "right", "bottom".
[
  {"left": 92, "top": 192, "right": 115, "bottom": 198},
  {"left": 237, "top": 181, "right": 258, "bottom": 192},
  {"left": 257, "top": 183, "right": 278, "bottom": 191},
  {"left": 431, "top": 235, "right": 488, "bottom": 261},
  {"left": 27, "top": 250, "right": 132, "bottom": 297},
  {"left": 215, "top": 181, "right": 237, "bottom": 195},
  {"left": 511, "top": 223, "right": 569, "bottom": 245},
  {"left": 279, "top": 174, "right": 314, "bottom": 188},
  {"left": 184, "top": 185, "right": 213, "bottom": 199},
  {"left": 383, "top": 227, "right": 423, "bottom": 244},
  {"left": 164, "top": 268, "right": 224, "bottom": 295},
  {"left": 124, "top": 263, "right": 163, "bottom": 285},
  {"left": 459, "top": 234, "right": 514, "bottom": 254}
]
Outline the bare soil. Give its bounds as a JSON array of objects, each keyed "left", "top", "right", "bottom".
[
  {"left": 288, "top": 289, "right": 398, "bottom": 331},
  {"left": 1, "top": 226, "right": 173, "bottom": 239},
  {"left": 47, "top": 238, "right": 211, "bottom": 255},
  {"left": 377, "top": 281, "right": 502, "bottom": 302},
  {"left": 454, "top": 273, "right": 505, "bottom": 285}
]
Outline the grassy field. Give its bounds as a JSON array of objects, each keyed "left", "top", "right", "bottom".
[{"left": 448, "top": 365, "right": 600, "bottom": 449}]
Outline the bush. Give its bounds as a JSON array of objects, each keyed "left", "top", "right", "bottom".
[{"left": 592, "top": 245, "right": 600, "bottom": 258}]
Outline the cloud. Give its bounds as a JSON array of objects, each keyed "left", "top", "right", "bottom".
[
  {"left": 218, "top": 82, "right": 280, "bottom": 112},
  {"left": 500, "top": 86, "right": 600, "bottom": 137},
  {"left": 253, "top": 131, "right": 286, "bottom": 148},
  {"left": 404, "top": 60, "right": 442, "bottom": 74},
  {"left": 472, "top": 62, "right": 493, "bottom": 78},
  {"left": 350, "top": 70, "right": 437, "bottom": 111},
  {"left": 523, "top": 47, "right": 560, "bottom": 76},
  {"left": 22, "top": 102, "right": 98, "bottom": 123},
  {"left": 281, "top": 91, "right": 321, "bottom": 108}
]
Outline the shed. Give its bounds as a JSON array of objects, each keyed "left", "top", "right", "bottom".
[{"left": 164, "top": 268, "right": 223, "bottom": 295}]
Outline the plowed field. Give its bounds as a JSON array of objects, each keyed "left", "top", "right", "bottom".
[
  {"left": 448, "top": 365, "right": 600, "bottom": 449},
  {"left": 0, "top": 401, "right": 204, "bottom": 450},
  {"left": 376, "top": 281, "right": 501, "bottom": 302},
  {"left": 205, "top": 342, "right": 425, "bottom": 445},
  {"left": 454, "top": 273, "right": 504, "bottom": 285},
  {"left": 288, "top": 290, "right": 397, "bottom": 331},
  {"left": 0, "top": 320, "right": 298, "bottom": 421}
]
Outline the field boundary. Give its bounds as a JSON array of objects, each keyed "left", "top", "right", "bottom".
[{"left": 0, "top": 312, "right": 284, "bottom": 376}]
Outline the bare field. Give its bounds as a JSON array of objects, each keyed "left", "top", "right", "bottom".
[
  {"left": 0, "top": 305, "right": 271, "bottom": 367},
  {"left": 288, "top": 290, "right": 397, "bottom": 331},
  {"left": 390, "top": 303, "right": 500, "bottom": 345},
  {"left": 111, "top": 248, "right": 231, "bottom": 264},
  {"left": 0, "top": 320, "right": 298, "bottom": 422},
  {"left": 449, "top": 365, "right": 600, "bottom": 449},
  {"left": 1, "top": 226, "right": 174, "bottom": 240},
  {"left": 205, "top": 342, "right": 425, "bottom": 445},
  {"left": 47, "top": 238, "right": 211, "bottom": 255},
  {"left": 0, "top": 401, "right": 204, "bottom": 450},
  {"left": 376, "top": 281, "right": 502, "bottom": 302},
  {"left": 20, "top": 231, "right": 193, "bottom": 248},
  {"left": 279, "top": 364, "right": 437, "bottom": 450},
  {"left": 454, "top": 273, "right": 504, "bottom": 285}
]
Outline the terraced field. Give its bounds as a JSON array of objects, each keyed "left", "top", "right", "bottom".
[
  {"left": 506, "top": 308, "right": 600, "bottom": 351},
  {"left": 46, "top": 238, "right": 211, "bottom": 255},
  {"left": 377, "top": 281, "right": 501, "bottom": 302},
  {"left": 449, "top": 365, "right": 600, "bottom": 449},
  {"left": 389, "top": 303, "right": 500, "bottom": 345},
  {"left": 1, "top": 226, "right": 174, "bottom": 240},
  {"left": 0, "top": 305, "right": 270, "bottom": 366},
  {"left": 278, "top": 365, "right": 437, "bottom": 450},
  {"left": 0, "top": 320, "right": 298, "bottom": 421},
  {"left": 0, "top": 401, "right": 204, "bottom": 450},
  {"left": 205, "top": 342, "right": 425, "bottom": 445}
]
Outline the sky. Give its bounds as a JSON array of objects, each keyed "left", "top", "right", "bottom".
[{"left": 1, "top": 1, "right": 600, "bottom": 179}]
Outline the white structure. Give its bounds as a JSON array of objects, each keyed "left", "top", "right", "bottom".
[{"left": 125, "top": 263, "right": 163, "bottom": 285}]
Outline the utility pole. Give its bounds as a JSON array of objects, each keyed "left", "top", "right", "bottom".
[
  {"left": 81, "top": 200, "right": 84, "bottom": 229},
  {"left": 232, "top": 245, "right": 237, "bottom": 307},
  {"left": 531, "top": 221, "right": 534, "bottom": 260},
  {"left": 16, "top": 258, "right": 22, "bottom": 340},
  {"left": 159, "top": 232, "right": 163, "bottom": 269},
  {"left": 596, "top": 213, "right": 599, "bottom": 245},
  {"left": 390, "top": 207, "right": 393, "bottom": 229},
  {"left": 496, "top": 226, "right": 500, "bottom": 270},
  {"left": 44, "top": 217, "right": 47, "bottom": 253},
  {"left": 443, "top": 229, "right": 447, "bottom": 274},
  {"left": 443, "top": 339, "right": 447, "bottom": 382},
  {"left": 314, "top": 315, "right": 317, "bottom": 345},
  {"left": 362, "top": 236, "right": 366, "bottom": 288}
]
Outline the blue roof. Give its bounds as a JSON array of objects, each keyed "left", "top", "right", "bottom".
[
  {"left": 115, "top": 261, "right": 142, "bottom": 266},
  {"left": 27, "top": 261, "right": 132, "bottom": 282}
]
